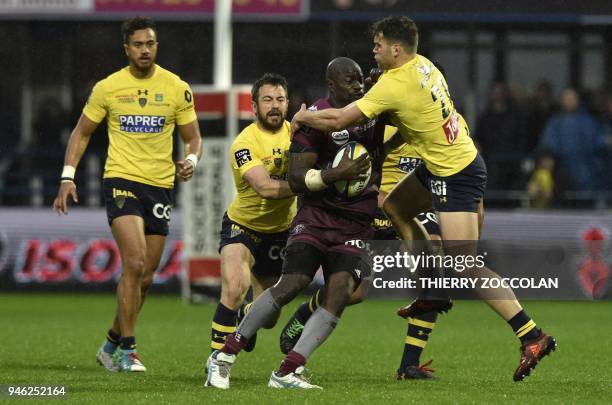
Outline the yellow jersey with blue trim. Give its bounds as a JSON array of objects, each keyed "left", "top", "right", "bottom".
[
  {"left": 356, "top": 54, "right": 477, "bottom": 177},
  {"left": 82, "top": 65, "right": 197, "bottom": 188},
  {"left": 227, "top": 121, "right": 296, "bottom": 233},
  {"left": 381, "top": 126, "right": 423, "bottom": 195}
]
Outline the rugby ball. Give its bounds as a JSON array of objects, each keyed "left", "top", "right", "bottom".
[{"left": 332, "top": 141, "right": 371, "bottom": 198}]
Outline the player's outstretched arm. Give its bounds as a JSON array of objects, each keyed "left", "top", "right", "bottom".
[
  {"left": 52, "top": 114, "right": 99, "bottom": 215},
  {"left": 243, "top": 165, "right": 294, "bottom": 200},
  {"left": 176, "top": 120, "right": 203, "bottom": 182},
  {"left": 290, "top": 102, "right": 367, "bottom": 134}
]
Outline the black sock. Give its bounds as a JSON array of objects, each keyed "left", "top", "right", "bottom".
[
  {"left": 211, "top": 303, "right": 237, "bottom": 351},
  {"left": 399, "top": 311, "right": 437, "bottom": 369},
  {"left": 119, "top": 336, "right": 136, "bottom": 351},
  {"left": 295, "top": 288, "right": 324, "bottom": 323},
  {"left": 508, "top": 310, "right": 541, "bottom": 344},
  {"left": 106, "top": 329, "right": 120, "bottom": 346}
]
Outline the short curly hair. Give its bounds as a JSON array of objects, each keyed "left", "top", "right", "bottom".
[
  {"left": 122, "top": 16, "right": 157, "bottom": 44},
  {"left": 370, "top": 16, "right": 419, "bottom": 53}
]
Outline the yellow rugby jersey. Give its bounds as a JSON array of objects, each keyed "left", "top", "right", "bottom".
[
  {"left": 357, "top": 55, "right": 477, "bottom": 177},
  {"left": 83, "top": 65, "right": 197, "bottom": 188},
  {"left": 227, "top": 122, "right": 296, "bottom": 233},
  {"left": 381, "top": 126, "right": 423, "bottom": 195}
]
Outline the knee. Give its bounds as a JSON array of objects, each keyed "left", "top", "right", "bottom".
[
  {"left": 270, "top": 276, "right": 310, "bottom": 306},
  {"left": 221, "top": 277, "right": 250, "bottom": 309},
  {"left": 348, "top": 287, "right": 366, "bottom": 305},
  {"left": 122, "top": 253, "right": 146, "bottom": 277}
]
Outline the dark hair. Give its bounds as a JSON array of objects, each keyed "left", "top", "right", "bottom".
[
  {"left": 370, "top": 16, "right": 418, "bottom": 53},
  {"left": 251, "top": 73, "right": 288, "bottom": 102},
  {"left": 122, "top": 16, "right": 157, "bottom": 44}
]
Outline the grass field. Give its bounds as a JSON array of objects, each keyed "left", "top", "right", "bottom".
[{"left": 0, "top": 294, "right": 610, "bottom": 404}]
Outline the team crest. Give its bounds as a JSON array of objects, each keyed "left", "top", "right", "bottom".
[
  {"left": 114, "top": 196, "right": 126, "bottom": 209},
  {"left": 274, "top": 157, "right": 283, "bottom": 168},
  {"left": 137, "top": 89, "right": 148, "bottom": 108}
]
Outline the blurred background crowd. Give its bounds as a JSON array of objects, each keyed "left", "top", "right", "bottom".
[{"left": 0, "top": 0, "right": 611, "bottom": 210}]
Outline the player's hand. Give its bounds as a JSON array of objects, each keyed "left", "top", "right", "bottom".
[
  {"left": 176, "top": 160, "right": 195, "bottom": 182},
  {"left": 365, "top": 68, "right": 383, "bottom": 87},
  {"left": 53, "top": 182, "right": 78, "bottom": 215},
  {"left": 290, "top": 103, "right": 308, "bottom": 137},
  {"left": 335, "top": 147, "right": 371, "bottom": 181}
]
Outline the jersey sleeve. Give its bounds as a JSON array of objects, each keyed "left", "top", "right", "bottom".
[
  {"left": 82, "top": 81, "right": 107, "bottom": 123},
  {"left": 356, "top": 77, "right": 397, "bottom": 119},
  {"left": 230, "top": 136, "right": 263, "bottom": 177},
  {"left": 175, "top": 80, "right": 197, "bottom": 125}
]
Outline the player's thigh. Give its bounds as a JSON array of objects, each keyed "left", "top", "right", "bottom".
[
  {"left": 384, "top": 171, "right": 432, "bottom": 219},
  {"left": 111, "top": 215, "right": 147, "bottom": 272}
]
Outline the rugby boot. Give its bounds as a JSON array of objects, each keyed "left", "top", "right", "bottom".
[
  {"left": 513, "top": 331, "right": 557, "bottom": 381},
  {"left": 397, "top": 298, "right": 453, "bottom": 319}
]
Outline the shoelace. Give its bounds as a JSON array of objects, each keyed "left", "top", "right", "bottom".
[
  {"left": 417, "top": 359, "right": 435, "bottom": 373},
  {"left": 294, "top": 366, "right": 313, "bottom": 382},
  {"left": 285, "top": 320, "right": 304, "bottom": 338},
  {"left": 129, "top": 353, "right": 143, "bottom": 365}
]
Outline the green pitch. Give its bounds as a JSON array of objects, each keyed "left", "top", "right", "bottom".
[{"left": 0, "top": 294, "right": 610, "bottom": 404}]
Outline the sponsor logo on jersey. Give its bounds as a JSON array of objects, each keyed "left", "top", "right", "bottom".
[
  {"left": 331, "top": 129, "right": 349, "bottom": 145},
  {"left": 115, "top": 94, "right": 136, "bottom": 104},
  {"left": 119, "top": 115, "right": 166, "bottom": 133},
  {"left": 155, "top": 93, "right": 163, "bottom": 102},
  {"left": 137, "top": 89, "right": 148, "bottom": 108},
  {"left": 398, "top": 157, "right": 422, "bottom": 173},
  {"left": 234, "top": 148, "right": 252, "bottom": 168},
  {"left": 290, "top": 224, "right": 305, "bottom": 235}
]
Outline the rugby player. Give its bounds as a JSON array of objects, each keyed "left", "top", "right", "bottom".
[
  {"left": 278, "top": 71, "right": 442, "bottom": 379},
  {"left": 206, "top": 57, "right": 383, "bottom": 389},
  {"left": 209, "top": 73, "right": 296, "bottom": 354},
  {"left": 290, "top": 17, "right": 556, "bottom": 382},
  {"left": 53, "top": 17, "right": 202, "bottom": 372}
]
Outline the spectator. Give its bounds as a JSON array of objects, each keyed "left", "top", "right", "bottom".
[
  {"left": 524, "top": 81, "right": 559, "bottom": 154},
  {"left": 527, "top": 150, "right": 555, "bottom": 208},
  {"left": 475, "top": 81, "right": 526, "bottom": 189},
  {"left": 540, "top": 88, "right": 606, "bottom": 192}
]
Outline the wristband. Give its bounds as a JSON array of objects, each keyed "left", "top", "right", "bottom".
[
  {"left": 61, "top": 165, "right": 76, "bottom": 183},
  {"left": 185, "top": 153, "right": 198, "bottom": 168},
  {"left": 304, "top": 169, "right": 327, "bottom": 192}
]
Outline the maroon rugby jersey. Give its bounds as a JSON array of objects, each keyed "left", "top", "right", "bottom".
[{"left": 292, "top": 98, "right": 386, "bottom": 225}]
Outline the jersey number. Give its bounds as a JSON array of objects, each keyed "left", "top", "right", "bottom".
[{"left": 430, "top": 78, "right": 451, "bottom": 120}]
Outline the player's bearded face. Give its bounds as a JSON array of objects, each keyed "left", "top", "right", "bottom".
[
  {"left": 124, "top": 28, "right": 158, "bottom": 72},
  {"left": 254, "top": 84, "right": 288, "bottom": 132}
]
